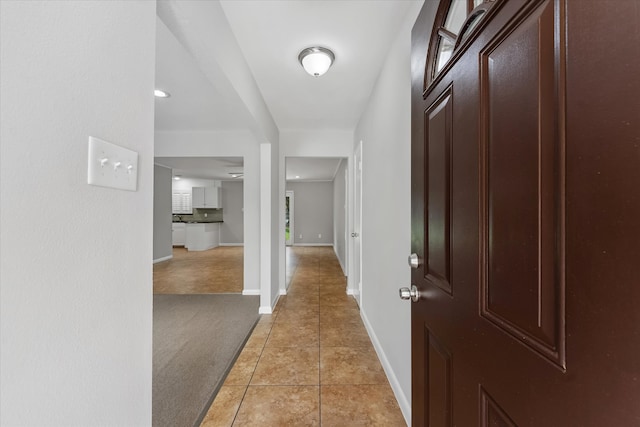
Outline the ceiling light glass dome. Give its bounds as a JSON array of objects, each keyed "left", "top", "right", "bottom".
[{"left": 298, "top": 47, "right": 335, "bottom": 77}]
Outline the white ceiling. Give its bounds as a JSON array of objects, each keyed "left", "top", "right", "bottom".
[
  {"left": 286, "top": 157, "right": 344, "bottom": 181},
  {"left": 219, "top": 0, "right": 414, "bottom": 130},
  {"left": 154, "top": 1, "right": 416, "bottom": 179},
  {"left": 154, "top": 156, "right": 344, "bottom": 181},
  {"left": 155, "top": 157, "right": 244, "bottom": 180},
  {"left": 154, "top": 18, "right": 251, "bottom": 131}
]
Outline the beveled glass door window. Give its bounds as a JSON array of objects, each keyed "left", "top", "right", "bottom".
[{"left": 426, "top": 0, "right": 499, "bottom": 90}]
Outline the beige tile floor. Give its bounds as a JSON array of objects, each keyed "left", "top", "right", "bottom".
[
  {"left": 154, "top": 246, "right": 243, "bottom": 294},
  {"left": 200, "top": 246, "right": 406, "bottom": 427}
]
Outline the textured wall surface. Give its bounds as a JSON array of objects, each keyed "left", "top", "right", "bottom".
[
  {"left": 286, "top": 181, "right": 334, "bottom": 245},
  {"left": 221, "top": 181, "right": 244, "bottom": 244},
  {"left": 354, "top": 1, "right": 427, "bottom": 423},
  {"left": 0, "top": 1, "right": 156, "bottom": 425}
]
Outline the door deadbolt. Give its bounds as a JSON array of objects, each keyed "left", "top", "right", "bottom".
[{"left": 408, "top": 253, "right": 420, "bottom": 269}]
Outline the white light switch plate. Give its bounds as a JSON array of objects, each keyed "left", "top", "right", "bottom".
[{"left": 87, "top": 136, "right": 138, "bottom": 191}]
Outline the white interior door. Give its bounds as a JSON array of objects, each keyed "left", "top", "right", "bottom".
[{"left": 353, "top": 142, "right": 362, "bottom": 306}]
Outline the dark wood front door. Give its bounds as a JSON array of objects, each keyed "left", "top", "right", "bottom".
[{"left": 410, "top": 0, "right": 640, "bottom": 425}]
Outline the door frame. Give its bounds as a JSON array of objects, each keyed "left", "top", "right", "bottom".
[
  {"left": 350, "top": 140, "right": 363, "bottom": 306},
  {"left": 285, "top": 190, "right": 294, "bottom": 246}
]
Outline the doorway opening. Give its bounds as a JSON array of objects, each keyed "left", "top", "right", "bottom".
[
  {"left": 154, "top": 156, "right": 245, "bottom": 293},
  {"left": 285, "top": 190, "right": 294, "bottom": 246},
  {"left": 284, "top": 156, "right": 349, "bottom": 291}
]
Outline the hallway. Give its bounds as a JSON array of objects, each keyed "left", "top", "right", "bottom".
[{"left": 200, "top": 246, "right": 406, "bottom": 426}]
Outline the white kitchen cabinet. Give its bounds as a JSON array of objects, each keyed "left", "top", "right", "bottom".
[
  {"left": 192, "top": 186, "right": 220, "bottom": 209},
  {"left": 172, "top": 222, "right": 186, "bottom": 246},
  {"left": 185, "top": 223, "right": 220, "bottom": 251}
]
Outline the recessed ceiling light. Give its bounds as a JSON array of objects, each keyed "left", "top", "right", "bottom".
[
  {"left": 298, "top": 47, "right": 335, "bottom": 77},
  {"left": 173, "top": 175, "right": 181, "bottom": 180},
  {"left": 154, "top": 89, "right": 171, "bottom": 98},
  {"left": 296, "top": 175, "right": 300, "bottom": 179}
]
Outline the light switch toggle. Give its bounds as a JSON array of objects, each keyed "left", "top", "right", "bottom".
[{"left": 88, "top": 136, "right": 138, "bottom": 191}]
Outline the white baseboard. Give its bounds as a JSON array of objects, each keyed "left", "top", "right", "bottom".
[
  {"left": 153, "top": 255, "right": 172, "bottom": 264},
  {"left": 293, "top": 243, "right": 333, "bottom": 247},
  {"left": 242, "top": 289, "right": 260, "bottom": 296},
  {"left": 279, "top": 288, "right": 287, "bottom": 295},
  {"left": 258, "top": 306, "right": 272, "bottom": 314},
  {"left": 259, "top": 293, "right": 280, "bottom": 314},
  {"left": 361, "top": 310, "right": 411, "bottom": 426},
  {"left": 334, "top": 246, "right": 347, "bottom": 275},
  {"left": 219, "top": 243, "right": 244, "bottom": 246},
  {"left": 346, "top": 288, "right": 359, "bottom": 296}
]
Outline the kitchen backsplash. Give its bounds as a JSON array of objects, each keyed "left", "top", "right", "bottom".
[{"left": 173, "top": 208, "right": 223, "bottom": 223}]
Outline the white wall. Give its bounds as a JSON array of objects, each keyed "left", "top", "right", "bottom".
[
  {"left": 333, "top": 159, "right": 348, "bottom": 273},
  {"left": 286, "top": 181, "right": 334, "bottom": 245},
  {"left": 154, "top": 164, "right": 174, "bottom": 262},
  {"left": 155, "top": 130, "right": 260, "bottom": 294},
  {"left": 172, "top": 177, "right": 220, "bottom": 191},
  {"left": 259, "top": 141, "right": 281, "bottom": 313},
  {"left": 280, "top": 129, "right": 353, "bottom": 156},
  {"left": 0, "top": 1, "right": 156, "bottom": 425},
  {"left": 157, "top": 0, "right": 278, "bottom": 145},
  {"left": 354, "top": 2, "right": 424, "bottom": 424},
  {"left": 220, "top": 181, "right": 244, "bottom": 244}
]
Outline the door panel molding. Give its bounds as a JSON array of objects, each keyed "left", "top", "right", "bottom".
[
  {"left": 425, "top": 327, "right": 452, "bottom": 427},
  {"left": 424, "top": 86, "right": 454, "bottom": 295},
  {"left": 479, "top": 386, "right": 517, "bottom": 427},
  {"left": 478, "top": 0, "right": 566, "bottom": 370}
]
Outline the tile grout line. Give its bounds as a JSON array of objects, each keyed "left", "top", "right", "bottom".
[{"left": 229, "top": 301, "right": 281, "bottom": 426}]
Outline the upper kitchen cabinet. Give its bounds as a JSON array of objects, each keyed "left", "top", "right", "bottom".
[{"left": 192, "top": 186, "right": 220, "bottom": 209}]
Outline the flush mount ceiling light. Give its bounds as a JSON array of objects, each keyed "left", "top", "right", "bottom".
[
  {"left": 298, "top": 47, "right": 335, "bottom": 77},
  {"left": 154, "top": 89, "right": 171, "bottom": 98}
]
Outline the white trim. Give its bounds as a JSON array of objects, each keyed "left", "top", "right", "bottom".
[
  {"left": 258, "top": 305, "right": 273, "bottom": 314},
  {"left": 344, "top": 165, "right": 349, "bottom": 277},
  {"left": 219, "top": 242, "right": 244, "bottom": 246},
  {"left": 242, "top": 289, "right": 260, "bottom": 296},
  {"left": 259, "top": 293, "right": 280, "bottom": 314},
  {"left": 279, "top": 289, "right": 287, "bottom": 295},
  {"left": 259, "top": 143, "right": 273, "bottom": 313},
  {"left": 352, "top": 140, "right": 363, "bottom": 306},
  {"left": 293, "top": 243, "right": 333, "bottom": 247},
  {"left": 346, "top": 288, "right": 360, "bottom": 297},
  {"left": 361, "top": 309, "right": 411, "bottom": 426},
  {"left": 334, "top": 245, "right": 346, "bottom": 275},
  {"left": 153, "top": 255, "right": 172, "bottom": 264}
]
